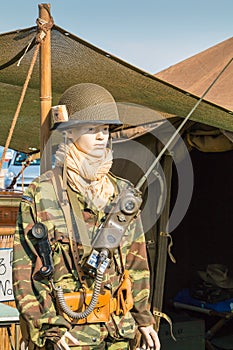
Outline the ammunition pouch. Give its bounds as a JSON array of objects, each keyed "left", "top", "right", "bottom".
[
  {"left": 63, "top": 289, "right": 116, "bottom": 324},
  {"left": 60, "top": 270, "right": 134, "bottom": 323}
]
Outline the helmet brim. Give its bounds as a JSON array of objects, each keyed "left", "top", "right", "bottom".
[{"left": 51, "top": 119, "right": 123, "bottom": 131}]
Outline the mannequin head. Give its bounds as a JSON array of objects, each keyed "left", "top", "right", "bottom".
[{"left": 68, "top": 124, "right": 109, "bottom": 158}]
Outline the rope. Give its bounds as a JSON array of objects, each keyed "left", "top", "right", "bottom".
[
  {"left": 0, "top": 36, "right": 36, "bottom": 71},
  {"left": 6, "top": 155, "right": 32, "bottom": 190},
  {"left": 0, "top": 10, "right": 54, "bottom": 173},
  {"left": 36, "top": 15, "right": 54, "bottom": 43},
  {"left": 0, "top": 44, "right": 40, "bottom": 172},
  {"left": 160, "top": 231, "right": 176, "bottom": 263},
  {"left": 153, "top": 309, "right": 176, "bottom": 341}
]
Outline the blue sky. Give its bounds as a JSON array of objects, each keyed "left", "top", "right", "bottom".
[{"left": 1, "top": 0, "right": 232, "bottom": 73}]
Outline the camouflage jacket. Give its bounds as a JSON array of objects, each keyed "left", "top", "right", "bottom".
[{"left": 13, "top": 168, "right": 154, "bottom": 348}]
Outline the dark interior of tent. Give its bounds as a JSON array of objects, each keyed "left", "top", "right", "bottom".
[
  {"left": 166, "top": 147, "right": 233, "bottom": 299},
  {"left": 159, "top": 147, "right": 233, "bottom": 347}
]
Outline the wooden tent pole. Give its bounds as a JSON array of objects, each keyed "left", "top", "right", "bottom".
[{"left": 39, "top": 3, "right": 52, "bottom": 173}]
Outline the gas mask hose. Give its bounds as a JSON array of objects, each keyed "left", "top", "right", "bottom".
[{"left": 52, "top": 268, "right": 104, "bottom": 320}]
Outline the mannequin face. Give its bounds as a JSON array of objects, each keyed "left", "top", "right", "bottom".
[{"left": 69, "top": 124, "right": 109, "bottom": 157}]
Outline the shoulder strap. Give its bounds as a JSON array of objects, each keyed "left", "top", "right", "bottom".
[
  {"left": 66, "top": 185, "right": 92, "bottom": 263},
  {"left": 50, "top": 168, "right": 88, "bottom": 283}
]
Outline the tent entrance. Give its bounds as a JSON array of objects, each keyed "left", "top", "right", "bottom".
[
  {"left": 163, "top": 148, "right": 233, "bottom": 347},
  {"left": 165, "top": 148, "right": 233, "bottom": 302}
]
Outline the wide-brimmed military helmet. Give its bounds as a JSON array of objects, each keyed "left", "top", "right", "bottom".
[{"left": 51, "top": 83, "right": 122, "bottom": 131}]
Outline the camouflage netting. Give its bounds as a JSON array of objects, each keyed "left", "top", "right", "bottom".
[{"left": 0, "top": 25, "right": 233, "bottom": 153}]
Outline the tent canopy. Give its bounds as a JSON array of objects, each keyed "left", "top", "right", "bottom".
[
  {"left": 0, "top": 25, "right": 233, "bottom": 153},
  {"left": 155, "top": 37, "right": 233, "bottom": 111}
]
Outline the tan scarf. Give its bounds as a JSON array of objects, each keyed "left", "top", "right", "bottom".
[{"left": 65, "top": 143, "right": 114, "bottom": 210}]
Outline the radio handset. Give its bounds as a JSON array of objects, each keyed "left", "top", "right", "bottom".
[{"left": 31, "top": 222, "right": 54, "bottom": 279}]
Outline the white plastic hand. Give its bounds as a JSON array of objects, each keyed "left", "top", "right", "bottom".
[
  {"left": 54, "top": 331, "right": 79, "bottom": 350},
  {"left": 138, "top": 325, "right": 160, "bottom": 350}
]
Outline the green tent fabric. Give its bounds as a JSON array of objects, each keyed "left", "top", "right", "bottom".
[{"left": 0, "top": 25, "right": 233, "bottom": 153}]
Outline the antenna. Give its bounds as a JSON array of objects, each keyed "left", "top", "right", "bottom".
[{"left": 135, "top": 57, "right": 233, "bottom": 191}]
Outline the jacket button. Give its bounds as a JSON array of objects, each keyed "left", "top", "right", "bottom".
[{"left": 92, "top": 338, "right": 97, "bottom": 342}]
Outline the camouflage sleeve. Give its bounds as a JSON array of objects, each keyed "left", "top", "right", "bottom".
[
  {"left": 12, "top": 182, "right": 70, "bottom": 348},
  {"left": 125, "top": 216, "right": 155, "bottom": 327}
]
